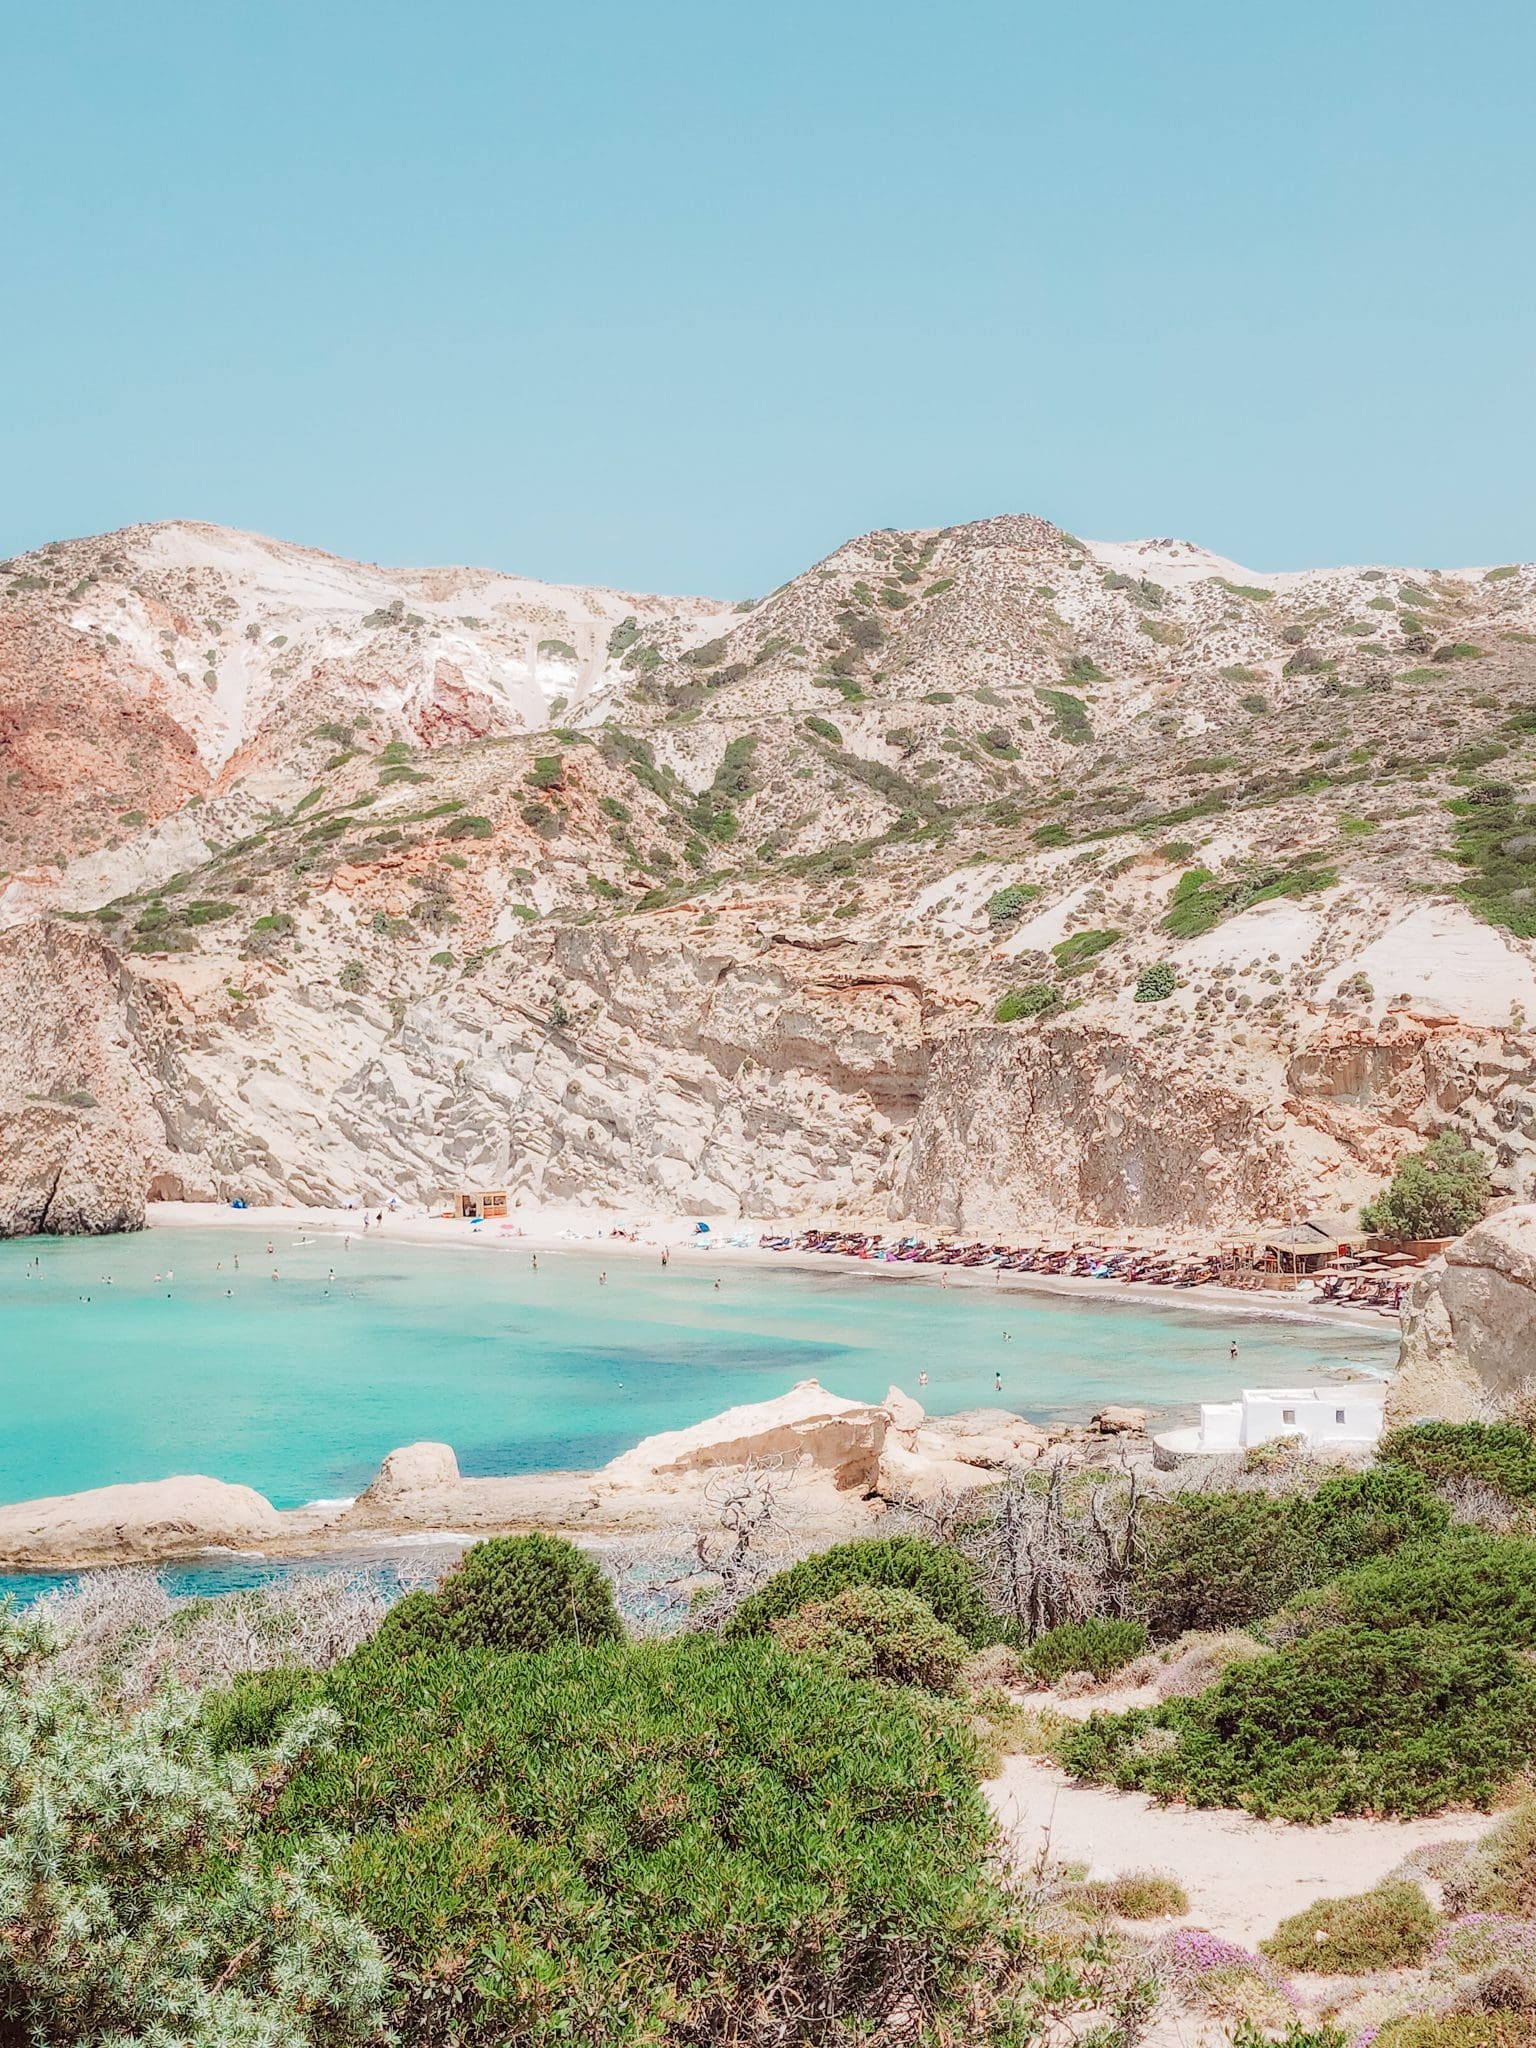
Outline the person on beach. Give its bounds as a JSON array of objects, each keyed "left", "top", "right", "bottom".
[{"left": 661, "top": 1248, "right": 669, "bottom": 1267}]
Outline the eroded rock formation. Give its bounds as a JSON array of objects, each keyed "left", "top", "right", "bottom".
[{"left": 1388, "top": 1204, "right": 1536, "bottom": 1421}]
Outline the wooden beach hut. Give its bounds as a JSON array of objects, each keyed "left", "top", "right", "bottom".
[{"left": 454, "top": 1188, "right": 508, "bottom": 1220}]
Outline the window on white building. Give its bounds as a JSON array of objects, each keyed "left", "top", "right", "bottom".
[
  {"left": 1282, "top": 1408, "right": 1296, "bottom": 1424},
  {"left": 1335, "top": 1409, "right": 1346, "bottom": 1425}
]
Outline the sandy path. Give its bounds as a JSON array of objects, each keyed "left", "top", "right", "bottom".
[{"left": 988, "top": 1754, "right": 1499, "bottom": 1947}]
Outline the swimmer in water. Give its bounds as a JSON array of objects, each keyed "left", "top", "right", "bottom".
[
  {"left": 1230, "top": 1342, "right": 1238, "bottom": 1360},
  {"left": 994, "top": 1372, "right": 1003, "bottom": 1393},
  {"left": 919, "top": 1369, "right": 928, "bottom": 1387},
  {"left": 532, "top": 1253, "right": 538, "bottom": 1270},
  {"left": 599, "top": 1271, "right": 606, "bottom": 1286}
]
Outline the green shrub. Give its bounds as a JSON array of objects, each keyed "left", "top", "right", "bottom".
[
  {"left": 1028, "top": 1618, "right": 1148, "bottom": 1683},
  {"left": 995, "top": 981, "right": 1061, "bottom": 1024},
  {"left": 1297, "top": 1464, "right": 1451, "bottom": 1578},
  {"left": 1261, "top": 1880, "right": 1439, "bottom": 1971},
  {"left": 1036, "top": 688, "right": 1093, "bottom": 743},
  {"left": 1052, "top": 927, "right": 1120, "bottom": 971},
  {"left": 0, "top": 1615, "right": 384, "bottom": 2045},
  {"left": 1062, "top": 1623, "right": 1536, "bottom": 1819},
  {"left": 986, "top": 882, "right": 1040, "bottom": 927},
  {"left": 440, "top": 813, "right": 494, "bottom": 840},
  {"left": 1068, "top": 1869, "right": 1189, "bottom": 1919},
  {"left": 804, "top": 714, "right": 841, "bottom": 742},
  {"left": 371, "top": 1534, "right": 622, "bottom": 1658},
  {"left": 1134, "top": 1470, "right": 1444, "bottom": 1642},
  {"left": 771, "top": 1585, "right": 970, "bottom": 1693},
  {"left": 1382, "top": 1422, "right": 1536, "bottom": 1503},
  {"left": 1284, "top": 1528, "right": 1536, "bottom": 1650},
  {"left": 1360, "top": 1131, "right": 1491, "bottom": 1238},
  {"left": 1137, "top": 1492, "right": 1314, "bottom": 1638},
  {"left": 269, "top": 1639, "right": 1000, "bottom": 2047},
  {"left": 1134, "top": 961, "right": 1176, "bottom": 1001},
  {"left": 727, "top": 1537, "right": 997, "bottom": 1647},
  {"left": 1163, "top": 858, "right": 1337, "bottom": 938}
]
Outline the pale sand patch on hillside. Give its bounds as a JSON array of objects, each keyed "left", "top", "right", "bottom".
[
  {"left": 1316, "top": 901, "right": 1536, "bottom": 1027},
  {"left": 988, "top": 1753, "right": 1498, "bottom": 1949}
]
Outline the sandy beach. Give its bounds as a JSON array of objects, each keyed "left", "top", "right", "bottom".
[{"left": 144, "top": 1200, "right": 1398, "bottom": 1337}]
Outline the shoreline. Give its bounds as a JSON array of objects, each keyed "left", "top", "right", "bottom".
[{"left": 143, "top": 1201, "right": 1400, "bottom": 1337}]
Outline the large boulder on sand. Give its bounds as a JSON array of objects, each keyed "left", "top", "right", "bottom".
[
  {"left": 602, "top": 1379, "right": 887, "bottom": 1492},
  {"left": 0, "top": 1475, "right": 284, "bottom": 1570},
  {"left": 1388, "top": 1204, "right": 1536, "bottom": 1422},
  {"left": 0, "top": 1103, "right": 145, "bottom": 1237},
  {"left": 360, "top": 1441, "right": 461, "bottom": 1502}
]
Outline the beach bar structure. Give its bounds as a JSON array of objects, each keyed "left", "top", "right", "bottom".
[
  {"left": 454, "top": 1188, "right": 508, "bottom": 1220},
  {"left": 1155, "top": 1383, "right": 1386, "bottom": 1458}
]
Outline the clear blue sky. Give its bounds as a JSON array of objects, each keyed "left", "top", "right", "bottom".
[{"left": 3, "top": 0, "right": 1533, "bottom": 595}]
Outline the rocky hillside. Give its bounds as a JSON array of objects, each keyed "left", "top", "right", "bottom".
[{"left": 3, "top": 514, "right": 1534, "bottom": 1232}]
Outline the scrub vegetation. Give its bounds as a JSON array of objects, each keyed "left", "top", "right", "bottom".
[{"left": 13, "top": 1415, "right": 1536, "bottom": 2042}]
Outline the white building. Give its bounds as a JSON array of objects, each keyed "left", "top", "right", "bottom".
[{"left": 1155, "top": 1384, "right": 1385, "bottom": 1457}]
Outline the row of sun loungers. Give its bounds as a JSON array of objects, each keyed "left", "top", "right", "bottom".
[
  {"left": 755, "top": 1230, "right": 1223, "bottom": 1287},
  {"left": 755, "top": 1231, "right": 1418, "bottom": 1309}
]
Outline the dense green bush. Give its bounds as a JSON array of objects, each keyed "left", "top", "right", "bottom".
[
  {"left": 1281, "top": 1529, "right": 1536, "bottom": 1651},
  {"left": 1135, "top": 1468, "right": 1447, "bottom": 1640},
  {"left": 0, "top": 1609, "right": 384, "bottom": 2046},
  {"left": 771, "top": 1585, "right": 969, "bottom": 1693},
  {"left": 1162, "top": 857, "right": 1337, "bottom": 939},
  {"left": 1296, "top": 1465, "right": 1451, "bottom": 1578},
  {"left": 1361, "top": 1131, "right": 1491, "bottom": 1237},
  {"left": 1136, "top": 1492, "right": 1313, "bottom": 1639},
  {"left": 1134, "top": 961, "right": 1177, "bottom": 1002},
  {"left": 995, "top": 981, "right": 1061, "bottom": 1024},
  {"left": 1027, "top": 1617, "right": 1148, "bottom": 1683},
  {"left": 727, "top": 1536, "right": 997, "bottom": 1647},
  {"left": 268, "top": 1638, "right": 1001, "bottom": 2046},
  {"left": 1052, "top": 927, "right": 1121, "bottom": 971},
  {"left": 1381, "top": 1422, "right": 1536, "bottom": 1503},
  {"left": 1062, "top": 1623, "right": 1536, "bottom": 1819},
  {"left": 1260, "top": 1880, "right": 1440, "bottom": 1971},
  {"left": 370, "top": 1534, "right": 622, "bottom": 1658},
  {"left": 986, "top": 882, "right": 1040, "bottom": 927}
]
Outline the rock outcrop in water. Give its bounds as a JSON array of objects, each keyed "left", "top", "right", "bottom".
[
  {"left": 0, "top": 1103, "right": 146, "bottom": 1238},
  {"left": 1388, "top": 1204, "right": 1536, "bottom": 1421},
  {"left": 0, "top": 1474, "right": 285, "bottom": 1568},
  {"left": 0, "top": 1383, "right": 1150, "bottom": 1570}
]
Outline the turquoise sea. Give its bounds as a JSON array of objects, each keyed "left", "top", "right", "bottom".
[{"left": 0, "top": 1225, "right": 1394, "bottom": 1518}]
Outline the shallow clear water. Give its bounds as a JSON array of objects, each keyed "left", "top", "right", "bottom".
[{"left": 0, "top": 1226, "right": 1393, "bottom": 1518}]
